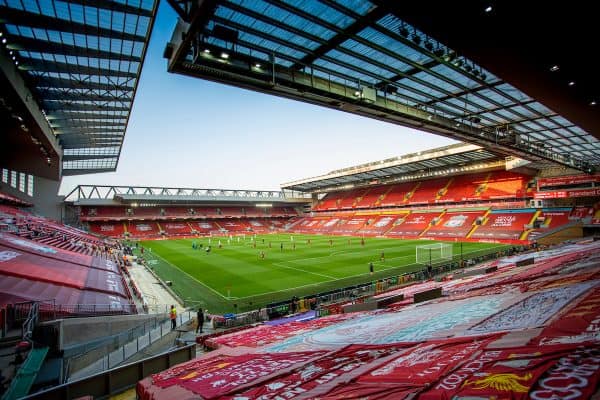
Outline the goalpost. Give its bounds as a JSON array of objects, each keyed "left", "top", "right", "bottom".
[{"left": 415, "top": 243, "right": 453, "bottom": 266}]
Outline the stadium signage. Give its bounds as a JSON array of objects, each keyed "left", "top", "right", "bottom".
[
  {"left": 534, "top": 188, "right": 600, "bottom": 199},
  {"left": 537, "top": 174, "right": 600, "bottom": 188}
]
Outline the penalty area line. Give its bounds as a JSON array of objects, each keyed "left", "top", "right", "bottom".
[{"left": 148, "top": 251, "right": 230, "bottom": 300}]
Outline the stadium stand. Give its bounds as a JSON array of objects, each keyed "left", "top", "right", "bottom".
[
  {"left": 89, "top": 222, "right": 126, "bottom": 237},
  {"left": 137, "top": 240, "right": 600, "bottom": 399},
  {"left": 126, "top": 222, "right": 161, "bottom": 239},
  {"left": 329, "top": 215, "right": 368, "bottom": 235},
  {"left": 424, "top": 209, "right": 487, "bottom": 239},
  {"left": 386, "top": 211, "right": 443, "bottom": 237},
  {"left": 377, "top": 182, "right": 418, "bottom": 207},
  {"left": 160, "top": 222, "right": 193, "bottom": 236},
  {"left": 2, "top": 0, "right": 600, "bottom": 396},
  {"left": 470, "top": 209, "right": 537, "bottom": 241},
  {"left": 0, "top": 219, "right": 133, "bottom": 314},
  {"left": 480, "top": 171, "right": 531, "bottom": 199},
  {"left": 356, "top": 213, "right": 404, "bottom": 236},
  {"left": 354, "top": 185, "right": 391, "bottom": 208},
  {"left": 407, "top": 178, "right": 451, "bottom": 205}
]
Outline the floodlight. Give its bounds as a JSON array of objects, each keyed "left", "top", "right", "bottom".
[
  {"left": 1, "top": 38, "right": 6, "bottom": 44},
  {"left": 203, "top": 49, "right": 210, "bottom": 54},
  {"left": 550, "top": 65, "right": 559, "bottom": 72},
  {"left": 485, "top": 6, "right": 492, "bottom": 12},
  {"left": 568, "top": 81, "right": 575, "bottom": 86},
  {"left": 220, "top": 52, "right": 229, "bottom": 59},
  {"left": 591, "top": 100, "right": 597, "bottom": 106}
]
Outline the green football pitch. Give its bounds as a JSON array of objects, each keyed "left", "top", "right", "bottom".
[{"left": 138, "top": 234, "right": 508, "bottom": 313}]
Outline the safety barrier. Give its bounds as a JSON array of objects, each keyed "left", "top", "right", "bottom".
[{"left": 21, "top": 345, "right": 195, "bottom": 400}]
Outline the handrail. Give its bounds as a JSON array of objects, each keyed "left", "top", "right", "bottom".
[{"left": 22, "top": 344, "right": 195, "bottom": 400}]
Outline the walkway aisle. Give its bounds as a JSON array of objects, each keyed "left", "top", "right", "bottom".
[{"left": 127, "top": 262, "right": 183, "bottom": 313}]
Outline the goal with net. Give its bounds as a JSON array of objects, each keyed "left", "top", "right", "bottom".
[{"left": 415, "top": 243, "right": 453, "bottom": 265}]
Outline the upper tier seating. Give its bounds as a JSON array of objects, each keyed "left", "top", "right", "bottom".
[
  {"left": 480, "top": 171, "right": 529, "bottom": 199},
  {"left": 378, "top": 182, "right": 418, "bottom": 207},
  {"left": 336, "top": 188, "right": 369, "bottom": 210},
  {"left": 310, "top": 171, "right": 533, "bottom": 212},
  {"left": 406, "top": 178, "right": 450, "bottom": 205},
  {"left": 81, "top": 206, "right": 298, "bottom": 221},
  {"left": 442, "top": 173, "right": 489, "bottom": 202},
  {"left": 354, "top": 186, "right": 391, "bottom": 208},
  {"left": 315, "top": 191, "right": 346, "bottom": 211}
]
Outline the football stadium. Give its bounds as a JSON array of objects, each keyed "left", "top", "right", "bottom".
[{"left": 1, "top": 0, "right": 600, "bottom": 399}]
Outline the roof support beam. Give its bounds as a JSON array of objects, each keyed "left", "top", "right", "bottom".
[
  {"left": 64, "top": 0, "right": 153, "bottom": 17},
  {"left": 40, "top": 90, "right": 132, "bottom": 103},
  {"left": 425, "top": 81, "right": 503, "bottom": 106},
  {"left": 7, "top": 37, "right": 141, "bottom": 62},
  {"left": 375, "top": 60, "right": 439, "bottom": 89},
  {"left": 21, "top": 58, "right": 137, "bottom": 78},
  {"left": 48, "top": 112, "right": 127, "bottom": 121},
  {"left": 61, "top": 141, "right": 122, "bottom": 148},
  {"left": 291, "top": 5, "right": 388, "bottom": 69},
  {"left": 62, "top": 168, "right": 116, "bottom": 175},
  {"left": 55, "top": 127, "right": 124, "bottom": 134},
  {"left": 43, "top": 102, "right": 130, "bottom": 112},
  {"left": 62, "top": 154, "right": 119, "bottom": 161},
  {"left": 52, "top": 121, "right": 126, "bottom": 128},
  {"left": 0, "top": 6, "right": 147, "bottom": 42},
  {"left": 34, "top": 76, "right": 134, "bottom": 92}
]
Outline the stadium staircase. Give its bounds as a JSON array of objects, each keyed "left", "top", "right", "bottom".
[
  {"left": 519, "top": 209, "right": 542, "bottom": 240},
  {"left": 186, "top": 222, "right": 195, "bottom": 232},
  {"left": 374, "top": 186, "right": 394, "bottom": 207},
  {"left": 156, "top": 222, "right": 163, "bottom": 233},
  {"left": 2, "top": 346, "right": 49, "bottom": 400},
  {"left": 213, "top": 220, "right": 224, "bottom": 231},
  {"left": 436, "top": 179, "right": 452, "bottom": 200},
  {"left": 476, "top": 173, "right": 492, "bottom": 196},
  {"left": 466, "top": 208, "right": 491, "bottom": 238},
  {"left": 353, "top": 189, "right": 367, "bottom": 208},
  {"left": 405, "top": 182, "right": 419, "bottom": 202},
  {"left": 526, "top": 220, "right": 583, "bottom": 243},
  {"left": 420, "top": 210, "right": 445, "bottom": 237}
]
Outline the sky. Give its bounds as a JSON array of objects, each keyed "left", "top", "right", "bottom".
[{"left": 59, "top": 3, "right": 455, "bottom": 195}]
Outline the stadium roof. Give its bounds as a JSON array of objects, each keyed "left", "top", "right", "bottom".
[
  {"left": 165, "top": 0, "right": 599, "bottom": 174},
  {"left": 0, "top": 0, "right": 158, "bottom": 176},
  {"left": 64, "top": 184, "right": 310, "bottom": 205},
  {"left": 281, "top": 143, "right": 508, "bottom": 192}
]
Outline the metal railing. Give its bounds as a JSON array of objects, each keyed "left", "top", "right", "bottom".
[
  {"left": 64, "top": 311, "right": 193, "bottom": 381},
  {"left": 21, "top": 302, "right": 39, "bottom": 344},
  {"left": 22, "top": 344, "right": 195, "bottom": 400}
]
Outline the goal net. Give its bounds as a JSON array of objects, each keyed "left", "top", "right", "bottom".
[{"left": 415, "top": 243, "right": 453, "bottom": 265}]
